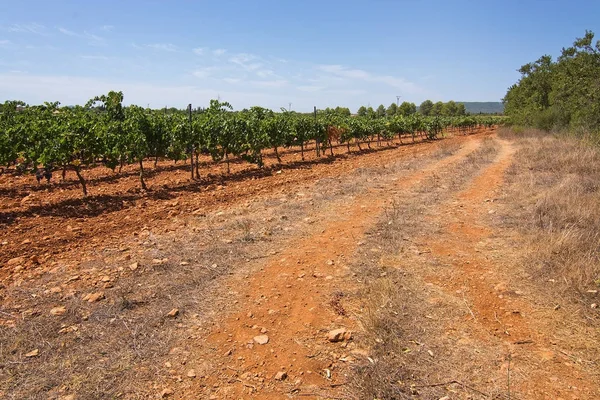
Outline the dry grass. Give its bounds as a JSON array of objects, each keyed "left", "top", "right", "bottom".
[
  {"left": 0, "top": 139, "right": 448, "bottom": 399},
  {"left": 346, "top": 139, "right": 504, "bottom": 400},
  {"left": 500, "top": 129, "right": 600, "bottom": 312},
  {"left": 435, "top": 141, "right": 462, "bottom": 159},
  {"left": 0, "top": 185, "right": 326, "bottom": 398}
]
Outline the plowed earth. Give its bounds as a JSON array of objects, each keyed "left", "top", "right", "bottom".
[{"left": 1, "top": 128, "right": 598, "bottom": 400}]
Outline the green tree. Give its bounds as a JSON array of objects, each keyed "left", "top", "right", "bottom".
[
  {"left": 334, "top": 106, "right": 351, "bottom": 117},
  {"left": 399, "top": 101, "right": 417, "bottom": 116},
  {"left": 357, "top": 106, "right": 367, "bottom": 117},
  {"left": 419, "top": 100, "right": 433, "bottom": 116},
  {"left": 376, "top": 104, "right": 386, "bottom": 118},
  {"left": 431, "top": 101, "right": 444, "bottom": 116},
  {"left": 443, "top": 100, "right": 458, "bottom": 116},
  {"left": 386, "top": 102, "right": 398, "bottom": 117},
  {"left": 366, "top": 106, "right": 376, "bottom": 119}
]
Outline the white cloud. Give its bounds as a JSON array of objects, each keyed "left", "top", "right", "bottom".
[
  {"left": 250, "top": 79, "right": 288, "bottom": 88},
  {"left": 0, "top": 72, "right": 297, "bottom": 110},
  {"left": 0, "top": 39, "right": 11, "bottom": 48},
  {"left": 213, "top": 48, "right": 226, "bottom": 56},
  {"left": 58, "top": 27, "right": 105, "bottom": 46},
  {"left": 256, "top": 69, "right": 275, "bottom": 78},
  {"left": 4, "top": 23, "right": 45, "bottom": 35},
  {"left": 79, "top": 55, "right": 110, "bottom": 60},
  {"left": 229, "top": 53, "right": 265, "bottom": 73},
  {"left": 145, "top": 43, "right": 178, "bottom": 52},
  {"left": 0, "top": 71, "right": 432, "bottom": 111},
  {"left": 318, "top": 64, "right": 369, "bottom": 79},
  {"left": 85, "top": 32, "right": 104, "bottom": 45},
  {"left": 317, "top": 64, "right": 424, "bottom": 94},
  {"left": 297, "top": 85, "right": 324, "bottom": 92},
  {"left": 101, "top": 25, "right": 114, "bottom": 32},
  {"left": 193, "top": 47, "right": 206, "bottom": 55},
  {"left": 192, "top": 67, "right": 218, "bottom": 78},
  {"left": 58, "top": 27, "right": 77, "bottom": 36}
]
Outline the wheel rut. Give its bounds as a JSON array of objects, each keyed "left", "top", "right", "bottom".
[
  {"left": 422, "top": 139, "right": 600, "bottom": 399},
  {"left": 179, "top": 138, "right": 485, "bottom": 399}
]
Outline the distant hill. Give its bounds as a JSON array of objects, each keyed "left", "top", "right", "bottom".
[{"left": 460, "top": 102, "right": 504, "bottom": 115}]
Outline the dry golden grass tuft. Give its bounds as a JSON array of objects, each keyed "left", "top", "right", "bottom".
[{"left": 500, "top": 129, "right": 600, "bottom": 312}]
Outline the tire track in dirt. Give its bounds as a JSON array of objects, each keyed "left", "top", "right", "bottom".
[
  {"left": 424, "top": 139, "right": 600, "bottom": 399},
  {"left": 177, "top": 138, "right": 486, "bottom": 399}
]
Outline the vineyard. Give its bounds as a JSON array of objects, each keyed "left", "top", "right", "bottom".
[{"left": 0, "top": 91, "right": 502, "bottom": 196}]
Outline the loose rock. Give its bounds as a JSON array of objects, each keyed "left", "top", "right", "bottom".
[
  {"left": 274, "top": 371, "right": 287, "bottom": 381},
  {"left": 50, "top": 306, "right": 66, "bottom": 316},
  {"left": 167, "top": 308, "right": 179, "bottom": 317},
  {"left": 25, "top": 349, "right": 39, "bottom": 357},
  {"left": 327, "top": 328, "right": 352, "bottom": 342},
  {"left": 86, "top": 292, "right": 105, "bottom": 303},
  {"left": 253, "top": 335, "right": 269, "bottom": 345}
]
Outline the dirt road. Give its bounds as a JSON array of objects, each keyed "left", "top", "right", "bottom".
[
  {"left": 176, "top": 135, "right": 599, "bottom": 399},
  {"left": 2, "top": 130, "right": 598, "bottom": 399}
]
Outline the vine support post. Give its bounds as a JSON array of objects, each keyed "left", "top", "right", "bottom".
[
  {"left": 188, "top": 104, "right": 195, "bottom": 180},
  {"left": 139, "top": 158, "right": 147, "bottom": 191},
  {"left": 314, "top": 106, "right": 320, "bottom": 157}
]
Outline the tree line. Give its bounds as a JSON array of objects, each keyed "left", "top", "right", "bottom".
[
  {"left": 503, "top": 30, "right": 600, "bottom": 136},
  {"left": 353, "top": 100, "right": 468, "bottom": 119},
  {"left": 0, "top": 92, "right": 501, "bottom": 197}
]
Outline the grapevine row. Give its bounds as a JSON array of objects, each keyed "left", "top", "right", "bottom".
[{"left": 0, "top": 91, "right": 502, "bottom": 196}]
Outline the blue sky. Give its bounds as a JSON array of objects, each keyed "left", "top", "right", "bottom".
[{"left": 1, "top": 0, "right": 599, "bottom": 111}]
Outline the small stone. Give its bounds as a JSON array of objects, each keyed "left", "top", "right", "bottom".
[
  {"left": 274, "top": 371, "right": 287, "bottom": 381},
  {"left": 160, "top": 388, "right": 174, "bottom": 398},
  {"left": 129, "top": 262, "right": 139, "bottom": 271},
  {"left": 592, "top": 303, "right": 598, "bottom": 309},
  {"left": 50, "top": 306, "right": 66, "bottom": 316},
  {"left": 326, "top": 260, "right": 334, "bottom": 266},
  {"left": 59, "top": 395, "right": 75, "bottom": 400},
  {"left": 187, "top": 369, "right": 196, "bottom": 378},
  {"left": 25, "top": 349, "right": 39, "bottom": 357},
  {"left": 22, "top": 239, "right": 31, "bottom": 244},
  {"left": 30, "top": 255, "right": 40, "bottom": 264},
  {"left": 167, "top": 308, "right": 179, "bottom": 317},
  {"left": 327, "top": 328, "right": 352, "bottom": 342},
  {"left": 58, "top": 325, "right": 78, "bottom": 334},
  {"left": 260, "top": 327, "right": 267, "bottom": 334},
  {"left": 100, "top": 275, "right": 111, "bottom": 282},
  {"left": 253, "top": 335, "right": 269, "bottom": 345},
  {"left": 7, "top": 257, "right": 24, "bottom": 266},
  {"left": 86, "top": 292, "right": 105, "bottom": 303}
]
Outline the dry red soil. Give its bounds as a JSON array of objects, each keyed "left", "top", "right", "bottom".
[{"left": 1, "top": 128, "right": 598, "bottom": 399}]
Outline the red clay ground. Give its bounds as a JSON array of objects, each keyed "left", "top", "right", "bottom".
[{"left": 1, "top": 128, "right": 598, "bottom": 400}]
